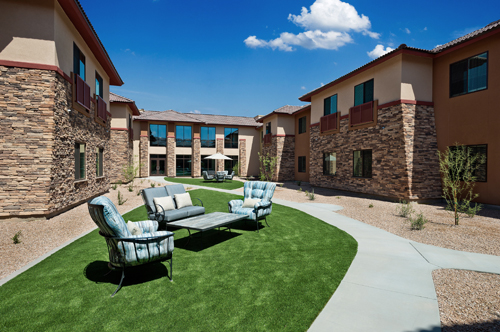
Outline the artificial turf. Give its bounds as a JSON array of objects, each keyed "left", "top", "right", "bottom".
[
  {"left": 163, "top": 177, "right": 245, "bottom": 190},
  {"left": 0, "top": 189, "right": 357, "bottom": 331}
]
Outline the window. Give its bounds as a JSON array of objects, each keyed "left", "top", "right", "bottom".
[
  {"left": 75, "top": 143, "right": 85, "bottom": 180},
  {"left": 265, "top": 122, "right": 271, "bottom": 135},
  {"left": 73, "top": 43, "right": 85, "bottom": 81},
  {"left": 96, "top": 147, "right": 103, "bottom": 177},
  {"left": 324, "top": 94, "right": 337, "bottom": 115},
  {"left": 176, "top": 155, "right": 191, "bottom": 176},
  {"left": 176, "top": 126, "right": 192, "bottom": 147},
  {"left": 225, "top": 155, "right": 238, "bottom": 172},
  {"left": 353, "top": 150, "right": 372, "bottom": 178},
  {"left": 201, "top": 127, "right": 216, "bottom": 148},
  {"left": 95, "top": 72, "right": 103, "bottom": 98},
  {"left": 150, "top": 124, "right": 166, "bottom": 146},
  {"left": 298, "top": 116, "right": 307, "bottom": 134},
  {"left": 224, "top": 128, "right": 238, "bottom": 149},
  {"left": 298, "top": 156, "right": 306, "bottom": 173},
  {"left": 201, "top": 155, "right": 215, "bottom": 173},
  {"left": 354, "top": 79, "right": 374, "bottom": 106},
  {"left": 323, "top": 153, "right": 336, "bottom": 176},
  {"left": 450, "top": 52, "right": 488, "bottom": 97},
  {"left": 449, "top": 144, "right": 487, "bottom": 182}
]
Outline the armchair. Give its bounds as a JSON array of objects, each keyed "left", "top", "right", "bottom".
[
  {"left": 87, "top": 196, "right": 174, "bottom": 297},
  {"left": 228, "top": 181, "right": 276, "bottom": 232},
  {"left": 202, "top": 171, "right": 214, "bottom": 181},
  {"left": 225, "top": 171, "right": 235, "bottom": 180}
]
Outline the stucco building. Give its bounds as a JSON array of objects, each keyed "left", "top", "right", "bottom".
[{"left": 0, "top": 0, "right": 123, "bottom": 220}]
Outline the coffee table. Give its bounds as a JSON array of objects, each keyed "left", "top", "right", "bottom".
[{"left": 166, "top": 212, "right": 247, "bottom": 248}]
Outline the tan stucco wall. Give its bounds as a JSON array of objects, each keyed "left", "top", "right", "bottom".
[
  {"left": 433, "top": 32, "right": 500, "bottom": 205},
  {"left": 401, "top": 54, "right": 433, "bottom": 102},
  {"left": 110, "top": 103, "right": 130, "bottom": 128},
  {"left": 310, "top": 54, "right": 403, "bottom": 124},
  {"left": 0, "top": 0, "right": 110, "bottom": 107},
  {"left": 238, "top": 126, "right": 260, "bottom": 176},
  {"left": 277, "top": 115, "right": 296, "bottom": 135},
  {"left": 294, "top": 110, "right": 310, "bottom": 182}
]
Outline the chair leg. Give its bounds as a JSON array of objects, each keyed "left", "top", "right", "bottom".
[
  {"left": 264, "top": 217, "right": 270, "bottom": 228},
  {"left": 111, "top": 268, "right": 125, "bottom": 298},
  {"left": 169, "top": 257, "right": 173, "bottom": 282}
]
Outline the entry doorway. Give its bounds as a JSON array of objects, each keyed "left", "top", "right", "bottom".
[{"left": 150, "top": 154, "right": 166, "bottom": 176}]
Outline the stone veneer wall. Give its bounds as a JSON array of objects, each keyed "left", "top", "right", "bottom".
[
  {"left": 0, "top": 66, "right": 55, "bottom": 218},
  {"left": 0, "top": 66, "right": 111, "bottom": 219},
  {"left": 309, "top": 103, "right": 441, "bottom": 200},
  {"left": 216, "top": 139, "right": 224, "bottom": 171},
  {"left": 49, "top": 73, "right": 110, "bottom": 216},
  {"left": 239, "top": 139, "right": 247, "bottom": 177},
  {"left": 139, "top": 135, "right": 149, "bottom": 177},
  {"left": 276, "top": 136, "right": 295, "bottom": 181},
  {"left": 110, "top": 129, "right": 132, "bottom": 183},
  {"left": 192, "top": 137, "right": 201, "bottom": 177},
  {"left": 166, "top": 137, "right": 176, "bottom": 177}
]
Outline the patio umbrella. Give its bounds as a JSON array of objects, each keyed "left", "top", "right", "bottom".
[{"left": 204, "top": 153, "right": 232, "bottom": 160}]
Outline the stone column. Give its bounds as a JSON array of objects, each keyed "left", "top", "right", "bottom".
[
  {"left": 167, "top": 137, "right": 176, "bottom": 177},
  {"left": 139, "top": 135, "right": 149, "bottom": 177},
  {"left": 216, "top": 138, "right": 224, "bottom": 171},
  {"left": 192, "top": 137, "right": 201, "bottom": 177},
  {"left": 239, "top": 139, "right": 247, "bottom": 177}
]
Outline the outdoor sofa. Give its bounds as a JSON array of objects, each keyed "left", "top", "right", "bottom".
[{"left": 141, "top": 184, "right": 205, "bottom": 224}]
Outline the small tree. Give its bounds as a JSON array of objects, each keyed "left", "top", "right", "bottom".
[
  {"left": 258, "top": 151, "right": 278, "bottom": 182},
  {"left": 232, "top": 162, "right": 239, "bottom": 176},
  {"left": 122, "top": 156, "right": 141, "bottom": 184},
  {"left": 437, "top": 144, "right": 485, "bottom": 225}
]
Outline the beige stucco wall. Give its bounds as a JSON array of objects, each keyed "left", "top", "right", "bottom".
[
  {"left": 401, "top": 54, "right": 433, "bottom": 102},
  {"left": 110, "top": 103, "right": 130, "bottom": 128},
  {"left": 277, "top": 115, "right": 295, "bottom": 135},
  {"left": 310, "top": 54, "right": 403, "bottom": 124},
  {"left": 238, "top": 126, "right": 260, "bottom": 176},
  {"left": 0, "top": 0, "right": 111, "bottom": 108}
]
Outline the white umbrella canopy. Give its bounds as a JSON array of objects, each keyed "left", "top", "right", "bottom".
[{"left": 204, "top": 153, "right": 232, "bottom": 160}]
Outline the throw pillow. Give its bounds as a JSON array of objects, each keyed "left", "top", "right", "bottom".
[
  {"left": 242, "top": 198, "right": 261, "bottom": 208},
  {"left": 127, "top": 221, "right": 143, "bottom": 236},
  {"left": 174, "top": 193, "right": 193, "bottom": 209},
  {"left": 153, "top": 196, "right": 175, "bottom": 213}
]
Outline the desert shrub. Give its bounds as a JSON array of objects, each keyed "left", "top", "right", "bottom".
[
  {"left": 409, "top": 212, "right": 428, "bottom": 230},
  {"left": 396, "top": 200, "right": 414, "bottom": 218},
  {"left": 12, "top": 231, "right": 22, "bottom": 244},
  {"left": 117, "top": 191, "right": 127, "bottom": 205}
]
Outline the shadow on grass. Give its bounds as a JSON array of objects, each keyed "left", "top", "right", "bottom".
[
  {"left": 84, "top": 260, "right": 170, "bottom": 288},
  {"left": 173, "top": 229, "right": 242, "bottom": 252}
]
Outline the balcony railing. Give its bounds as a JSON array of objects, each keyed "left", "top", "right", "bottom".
[
  {"left": 264, "top": 133, "right": 272, "bottom": 145},
  {"left": 74, "top": 74, "right": 91, "bottom": 111},
  {"left": 349, "top": 101, "right": 374, "bottom": 126},
  {"left": 320, "top": 112, "right": 338, "bottom": 133},
  {"left": 96, "top": 96, "right": 107, "bottom": 122}
]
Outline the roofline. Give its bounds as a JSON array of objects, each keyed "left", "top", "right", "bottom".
[
  {"left": 111, "top": 100, "right": 140, "bottom": 116},
  {"left": 133, "top": 117, "right": 260, "bottom": 127},
  {"left": 57, "top": 0, "right": 123, "bottom": 86},
  {"left": 256, "top": 105, "right": 310, "bottom": 123},
  {"left": 433, "top": 25, "right": 500, "bottom": 57},
  {"left": 299, "top": 47, "right": 431, "bottom": 102},
  {"left": 293, "top": 104, "right": 311, "bottom": 116}
]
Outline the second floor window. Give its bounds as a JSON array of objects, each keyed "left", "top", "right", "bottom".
[
  {"left": 298, "top": 116, "right": 307, "bottom": 134},
  {"left": 150, "top": 124, "right": 166, "bottom": 146},
  {"left": 176, "top": 125, "right": 192, "bottom": 147},
  {"left": 354, "top": 79, "right": 374, "bottom": 106},
  {"left": 265, "top": 122, "right": 271, "bottom": 135},
  {"left": 95, "top": 72, "right": 103, "bottom": 98},
  {"left": 73, "top": 44, "right": 86, "bottom": 81},
  {"left": 450, "top": 52, "right": 488, "bottom": 97},
  {"left": 201, "top": 126, "right": 215, "bottom": 148},
  {"left": 324, "top": 94, "right": 337, "bottom": 115},
  {"left": 224, "top": 128, "right": 238, "bottom": 149}
]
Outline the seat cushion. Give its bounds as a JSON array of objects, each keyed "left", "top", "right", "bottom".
[
  {"left": 163, "top": 209, "right": 189, "bottom": 222},
  {"left": 182, "top": 205, "right": 205, "bottom": 217}
]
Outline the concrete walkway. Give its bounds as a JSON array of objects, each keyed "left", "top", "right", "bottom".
[{"left": 151, "top": 178, "right": 500, "bottom": 332}]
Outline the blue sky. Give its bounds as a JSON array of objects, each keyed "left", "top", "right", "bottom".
[{"left": 83, "top": 0, "right": 499, "bottom": 117}]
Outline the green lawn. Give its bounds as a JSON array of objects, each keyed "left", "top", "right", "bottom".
[
  {"left": 164, "top": 176, "right": 245, "bottom": 190},
  {"left": 0, "top": 189, "right": 357, "bottom": 332}
]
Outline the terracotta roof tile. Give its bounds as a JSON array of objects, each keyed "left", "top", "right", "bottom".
[
  {"left": 257, "top": 104, "right": 310, "bottom": 122},
  {"left": 134, "top": 110, "right": 261, "bottom": 127},
  {"left": 109, "top": 92, "right": 134, "bottom": 103}
]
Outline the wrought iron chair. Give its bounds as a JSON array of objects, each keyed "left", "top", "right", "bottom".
[
  {"left": 87, "top": 196, "right": 174, "bottom": 297},
  {"left": 202, "top": 171, "right": 214, "bottom": 181},
  {"left": 228, "top": 181, "right": 276, "bottom": 232},
  {"left": 225, "top": 171, "right": 235, "bottom": 180}
]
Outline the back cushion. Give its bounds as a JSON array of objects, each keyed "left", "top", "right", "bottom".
[
  {"left": 142, "top": 187, "right": 169, "bottom": 213},
  {"left": 166, "top": 184, "right": 187, "bottom": 208}
]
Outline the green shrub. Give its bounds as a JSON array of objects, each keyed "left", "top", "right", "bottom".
[
  {"left": 297, "top": 187, "right": 302, "bottom": 192},
  {"left": 128, "top": 183, "right": 134, "bottom": 192},
  {"left": 409, "top": 212, "right": 428, "bottom": 230},
  {"left": 396, "top": 200, "right": 414, "bottom": 218},
  {"left": 150, "top": 182, "right": 156, "bottom": 188},
  {"left": 232, "top": 162, "right": 239, "bottom": 177},
  {"left": 369, "top": 203, "right": 374, "bottom": 208},
  {"left": 12, "top": 230, "right": 22, "bottom": 244},
  {"left": 465, "top": 203, "right": 482, "bottom": 218},
  {"left": 307, "top": 189, "right": 315, "bottom": 201},
  {"left": 117, "top": 191, "right": 127, "bottom": 205},
  {"left": 111, "top": 184, "right": 117, "bottom": 190}
]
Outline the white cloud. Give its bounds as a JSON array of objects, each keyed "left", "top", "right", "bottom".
[
  {"left": 189, "top": 110, "right": 201, "bottom": 114},
  {"left": 423, "top": 27, "right": 427, "bottom": 31},
  {"left": 405, "top": 28, "right": 411, "bottom": 34},
  {"left": 367, "top": 44, "right": 395, "bottom": 59},
  {"left": 301, "top": 86, "right": 306, "bottom": 90},
  {"left": 244, "top": 0, "right": 378, "bottom": 52}
]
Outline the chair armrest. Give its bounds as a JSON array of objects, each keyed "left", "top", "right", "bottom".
[
  {"left": 99, "top": 230, "right": 174, "bottom": 243},
  {"left": 193, "top": 198, "right": 203, "bottom": 207},
  {"left": 228, "top": 199, "right": 243, "bottom": 213},
  {"left": 254, "top": 200, "right": 272, "bottom": 211},
  {"left": 155, "top": 204, "right": 166, "bottom": 222}
]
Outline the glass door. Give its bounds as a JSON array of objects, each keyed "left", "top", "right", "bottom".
[{"left": 150, "top": 155, "right": 166, "bottom": 175}]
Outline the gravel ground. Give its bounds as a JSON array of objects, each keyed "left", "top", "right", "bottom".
[{"left": 2, "top": 179, "right": 500, "bottom": 330}]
